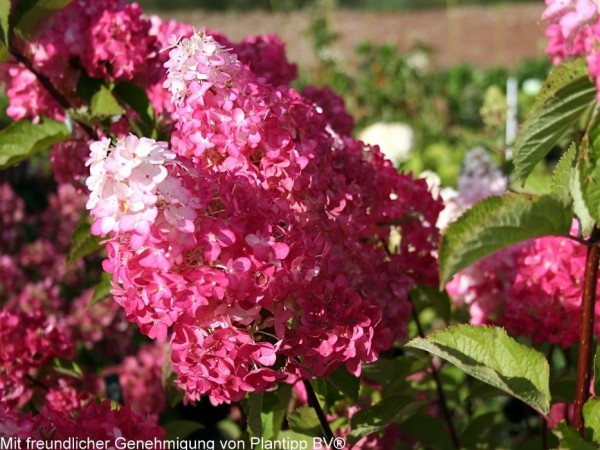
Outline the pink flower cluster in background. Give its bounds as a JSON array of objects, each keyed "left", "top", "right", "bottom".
[
  {"left": 445, "top": 147, "right": 600, "bottom": 347},
  {"left": 87, "top": 31, "right": 442, "bottom": 405},
  {"left": 543, "top": 0, "right": 600, "bottom": 95},
  {"left": 0, "top": 401, "right": 163, "bottom": 440}
]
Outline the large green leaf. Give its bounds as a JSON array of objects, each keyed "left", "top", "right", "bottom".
[
  {"left": 0, "top": 0, "right": 9, "bottom": 62},
  {"left": 287, "top": 406, "right": 321, "bottom": 437},
  {"left": 571, "top": 162, "right": 595, "bottom": 236},
  {"left": 551, "top": 142, "right": 577, "bottom": 206},
  {"left": 348, "top": 395, "right": 415, "bottom": 443},
  {"left": 89, "top": 272, "right": 113, "bottom": 307},
  {"left": 406, "top": 325, "right": 551, "bottom": 415},
  {"left": 67, "top": 215, "right": 101, "bottom": 264},
  {"left": 584, "top": 399, "right": 600, "bottom": 445},
  {"left": 113, "top": 82, "right": 157, "bottom": 137},
  {"left": 260, "top": 387, "right": 291, "bottom": 441},
  {"left": 513, "top": 59, "right": 596, "bottom": 182},
  {"left": 0, "top": 119, "right": 70, "bottom": 170},
  {"left": 12, "top": 0, "right": 73, "bottom": 38},
  {"left": 439, "top": 193, "right": 572, "bottom": 286},
  {"left": 579, "top": 117, "right": 600, "bottom": 224},
  {"left": 327, "top": 366, "right": 359, "bottom": 403},
  {"left": 244, "top": 393, "right": 264, "bottom": 438},
  {"left": 554, "top": 422, "right": 597, "bottom": 450},
  {"left": 90, "top": 85, "right": 124, "bottom": 120}
]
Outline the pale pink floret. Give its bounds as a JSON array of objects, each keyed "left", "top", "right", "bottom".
[
  {"left": 89, "top": 29, "right": 442, "bottom": 406},
  {"left": 85, "top": 135, "right": 181, "bottom": 237}
]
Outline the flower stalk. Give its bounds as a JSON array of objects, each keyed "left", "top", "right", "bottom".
[{"left": 573, "top": 226, "right": 600, "bottom": 434}]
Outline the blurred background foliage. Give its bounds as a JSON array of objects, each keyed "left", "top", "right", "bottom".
[{"left": 134, "top": 0, "right": 537, "bottom": 12}]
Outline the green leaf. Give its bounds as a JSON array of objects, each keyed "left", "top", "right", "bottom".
[
  {"left": 113, "top": 82, "right": 156, "bottom": 137},
  {"left": 439, "top": 193, "right": 572, "bottom": 286},
  {"left": 287, "top": 406, "right": 321, "bottom": 437},
  {"left": 12, "top": 0, "right": 73, "bottom": 38},
  {"left": 411, "top": 284, "right": 451, "bottom": 324},
  {"left": 0, "top": 119, "right": 70, "bottom": 170},
  {"left": 571, "top": 163, "right": 595, "bottom": 236},
  {"left": 554, "top": 422, "right": 597, "bottom": 450},
  {"left": 406, "top": 325, "right": 551, "bottom": 415},
  {"left": 260, "top": 387, "right": 291, "bottom": 440},
  {"left": 400, "top": 415, "right": 453, "bottom": 450},
  {"left": 164, "top": 420, "right": 203, "bottom": 440},
  {"left": 327, "top": 366, "right": 359, "bottom": 403},
  {"left": 244, "top": 393, "right": 263, "bottom": 438},
  {"left": 90, "top": 85, "right": 124, "bottom": 120},
  {"left": 273, "top": 431, "right": 314, "bottom": 449},
  {"left": 348, "top": 395, "right": 414, "bottom": 443},
  {"left": 0, "top": 0, "right": 10, "bottom": 62},
  {"left": 52, "top": 358, "right": 83, "bottom": 379},
  {"left": 551, "top": 143, "right": 577, "bottom": 205},
  {"left": 584, "top": 399, "right": 600, "bottom": 445},
  {"left": 89, "top": 272, "right": 112, "bottom": 307},
  {"left": 513, "top": 59, "right": 596, "bottom": 182},
  {"left": 162, "top": 348, "right": 184, "bottom": 408},
  {"left": 578, "top": 117, "right": 600, "bottom": 225},
  {"left": 67, "top": 215, "right": 101, "bottom": 264},
  {"left": 460, "top": 412, "right": 501, "bottom": 449}
]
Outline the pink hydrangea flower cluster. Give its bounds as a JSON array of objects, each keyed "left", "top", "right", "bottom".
[
  {"left": 0, "top": 401, "right": 163, "bottom": 440},
  {"left": 543, "top": 0, "right": 600, "bottom": 95},
  {"left": 0, "top": 310, "right": 74, "bottom": 408},
  {"left": 87, "top": 31, "right": 441, "bottom": 405},
  {"left": 445, "top": 148, "right": 600, "bottom": 347},
  {"left": 0, "top": 181, "right": 134, "bottom": 407},
  {"left": 104, "top": 343, "right": 167, "bottom": 418},
  {"left": 2, "top": 0, "right": 156, "bottom": 122}
]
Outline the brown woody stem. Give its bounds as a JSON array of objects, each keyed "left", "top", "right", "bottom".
[{"left": 573, "top": 226, "right": 600, "bottom": 434}]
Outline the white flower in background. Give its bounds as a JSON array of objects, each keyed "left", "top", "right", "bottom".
[
  {"left": 458, "top": 146, "right": 506, "bottom": 206},
  {"left": 406, "top": 50, "right": 431, "bottom": 75},
  {"left": 419, "top": 171, "right": 461, "bottom": 230},
  {"left": 358, "top": 122, "right": 414, "bottom": 166},
  {"left": 421, "top": 147, "right": 507, "bottom": 231},
  {"left": 522, "top": 78, "right": 543, "bottom": 96}
]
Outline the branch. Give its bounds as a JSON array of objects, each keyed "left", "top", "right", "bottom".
[
  {"left": 573, "top": 226, "right": 600, "bottom": 434},
  {"left": 303, "top": 379, "right": 335, "bottom": 442},
  {"left": 8, "top": 43, "right": 97, "bottom": 140}
]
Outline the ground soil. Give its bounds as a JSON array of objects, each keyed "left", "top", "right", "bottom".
[{"left": 161, "top": 3, "right": 546, "bottom": 72}]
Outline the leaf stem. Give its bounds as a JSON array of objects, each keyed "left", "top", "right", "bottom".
[
  {"left": 573, "top": 225, "right": 600, "bottom": 435},
  {"left": 410, "top": 307, "right": 461, "bottom": 449},
  {"left": 302, "top": 379, "right": 335, "bottom": 442}
]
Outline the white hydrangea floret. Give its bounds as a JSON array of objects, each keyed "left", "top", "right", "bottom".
[
  {"left": 358, "top": 122, "right": 414, "bottom": 166},
  {"left": 85, "top": 135, "right": 175, "bottom": 236},
  {"left": 163, "top": 31, "right": 238, "bottom": 107}
]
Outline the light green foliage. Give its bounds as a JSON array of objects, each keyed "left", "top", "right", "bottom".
[
  {"left": 583, "top": 399, "right": 600, "bottom": 445},
  {"left": 513, "top": 59, "right": 596, "bottom": 182},
  {"left": 0, "top": 119, "right": 70, "bottom": 170},
  {"left": 406, "top": 325, "right": 551, "bottom": 414},
  {"left": 89, "top": 272, "right": 113, "bottom": 307},
  {"left": 554, "top": 423, "right": 598, "bottom": 450},
  {"left": 551, "top": 142, "right": 577, "bottom": 205},
  {"left": 0, "top": 0, "right": 9, "bottom": 61},
  {"left": 67, "top": 215, "right": 101, "bottom": 264},
  {"left": 348, "top": 395, "right": 414, "bottom": 443},
  {"left": 578, "top": 116, "right": 600, "bottom": 225},
  {"left": 439, "top": 193, "right": 572, "bottom": 286},
  {"left": 90, "top": 86, "right": 124, "bottom": 120},
  {"left": 12, "top": 0, "right": 74, "bottom": 38}
]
